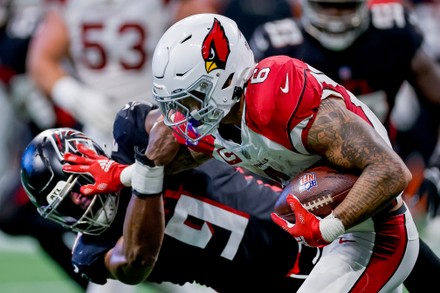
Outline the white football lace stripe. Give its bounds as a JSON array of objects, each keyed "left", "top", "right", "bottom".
[{"left": 303, "top": 194, "right": 333, "bottom": 211}]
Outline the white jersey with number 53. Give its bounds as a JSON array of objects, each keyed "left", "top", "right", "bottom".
[{"left": 60, "top": 0, "right": 170, "bottom": 106}]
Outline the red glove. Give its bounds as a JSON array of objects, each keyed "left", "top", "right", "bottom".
[
  {"left": 62, "top": 144, "right": 129, "bottom": 195},
  {"left": 271, "top": 194, "right": 344, "bottom": 248}
]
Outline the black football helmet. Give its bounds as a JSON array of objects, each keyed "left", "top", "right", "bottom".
[
  {"left": 20, "top": 128, "right": 118, "bottom": 235},
  {"left": 301, "top": 0, "right": 369, "bottom": 51}
]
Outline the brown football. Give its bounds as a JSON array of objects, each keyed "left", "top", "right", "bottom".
[{"left": 274, "top": 165, "right": 358, "bottom": 222}]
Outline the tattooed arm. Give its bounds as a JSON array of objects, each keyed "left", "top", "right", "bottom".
[{"left": 307, "top": 97, "right": 412, "bottom": 229}]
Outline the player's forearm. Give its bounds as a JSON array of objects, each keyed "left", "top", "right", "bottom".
[
  {"left": 27, "top": 9, "right": 69, "bottom": 96},
  {"left": 336, "top": 160, "right": 410, "bottom": 228},
  {"left": 333, "top": 122, "right": 411, "bottom": 227},
  {"left": 116, "top": 195, "right": 165, "bottom": 284},
  {"left": 308, "top": 98, "right": 412, "bottom": 228},
  {"left": 116, "top": 148, "right": 166, "bottom": 284},
  {"left": 107, "top": 195, "right": 164, "bottom": 284},
  {"left": 27, "top": 50, "right": 66, "bottom": 96}
]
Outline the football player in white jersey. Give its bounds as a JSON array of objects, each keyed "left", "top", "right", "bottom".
[
  {"left": 27, "top": 0, "right": 171, "bottom": 151},
  {"left": 149, "top": 14, "right": 419, "bottom": 292}
]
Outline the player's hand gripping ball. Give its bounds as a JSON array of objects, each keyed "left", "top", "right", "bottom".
[{"left": 274, "top": 166, "right": 358, "bottom": 222}]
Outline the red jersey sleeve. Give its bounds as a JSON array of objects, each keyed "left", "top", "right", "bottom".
[{"left": 244, "top": 56, "right": 322, "bottom": 151}]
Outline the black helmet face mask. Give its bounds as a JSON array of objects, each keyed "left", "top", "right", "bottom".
[
  {"left": 20, "top": 128, "right": 119, "bottom": 235},
  {"left": 302, "top": 0, "right": 369, "bottom": 51}
]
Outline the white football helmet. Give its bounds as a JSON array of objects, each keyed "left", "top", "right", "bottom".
[
  {"left": 152, "top": 13, "right": 255, "bottom": 144},
  {"left": 301, "top": 0, "right": 369, "bottom": 51}
]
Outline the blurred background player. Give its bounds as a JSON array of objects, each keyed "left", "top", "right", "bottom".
[
  {"left": 217, "top": 0, "right": 294, "bottom": 39},
  {"left": 0, "top": 0, "right": 87, "bottom": 290},
  {"left": 173, "top": 0, "right": 295, "bottom": 40},
  {"left": 26, "top": 0, "right": 172, "bottom": 151}
]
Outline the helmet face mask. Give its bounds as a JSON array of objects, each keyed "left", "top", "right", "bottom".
[
  {"left": 20, "top": 128, "right": 118, "bottom": 235},
  {"left": 156, "top": 75, "right": 226, "bottom": 144},
  {"left": 302, "top": 0, "right": 369, "bottom": 51},
  {"left": 152, "top": 13, "right": 255, "bottom": 144}
]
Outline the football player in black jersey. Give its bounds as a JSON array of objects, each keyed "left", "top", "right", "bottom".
[
  {"left": 21, "top": 100, "right": 440, "bottom": 292},
  {"left": 20, "top": 101, "right": 318, "bottom": 291},
  {"left": 249, "top": 0, "right": 440, "bottom": 165}
]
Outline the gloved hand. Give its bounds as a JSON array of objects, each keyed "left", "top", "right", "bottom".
[
  {"left": 271, "top": 194, "right": 345, "bottom": 247},
  {"left": 52, "top": 76, "right": 115, "bottom": 132},
  {"left": 62, "top": 144, "right": 131, "bottom": 195}
]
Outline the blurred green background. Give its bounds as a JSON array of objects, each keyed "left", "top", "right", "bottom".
[
  {"left": 0, "top": 232, "right": 163, "bottom": 293},
  {"left": 0, "top": 233, "right": 82, "bottom": 293},
  {"left": 0, "top": 231, "right": 214, "bottom": 293}
]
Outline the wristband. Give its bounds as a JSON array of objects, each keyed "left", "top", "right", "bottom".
[
  {"left": 319, "top": 212, "right": 345, "bottom": 243},
  {"left": 132, "top": 147, "right": 164, "bottom": 197}
]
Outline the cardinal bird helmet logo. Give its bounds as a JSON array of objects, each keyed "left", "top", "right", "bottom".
[{"left": 201, "top": 18, "right": 231, "bottom": 73}]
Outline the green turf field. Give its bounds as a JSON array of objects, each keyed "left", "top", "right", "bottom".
[
  {"left": 1, "top": 218, "right": 440, "bottom": 293},
  {"left": 0, "top": 249, "right": 166, "bottom": 293},
  {"left": 0, "top": 232, "right": 214, "bottom": 293},
  {"left": 0, "top": 233, "right": 164, "bottom": 293},
  {"left": 0, "top": 234, "right": 82, "bottom": 293},
  {"left": 0, "top": 251, "right": 82, "bottom": 293}
]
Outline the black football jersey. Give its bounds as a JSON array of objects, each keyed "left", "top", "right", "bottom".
[
  {"left": 0, "top": 24, "right": 30, "bottom": 84},
  {"left": 0, "top": 5, "right": 43, "bottom": 84},
  {"left": 249, "top": 2, "right": 423, "bottom": 126},
  {"left": 72, "top": 101, "right": 320, "bottom": 291}
]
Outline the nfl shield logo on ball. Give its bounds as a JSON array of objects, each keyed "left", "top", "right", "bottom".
[{"left": 298, "top": 172, "right": 317, "bottom": 193}]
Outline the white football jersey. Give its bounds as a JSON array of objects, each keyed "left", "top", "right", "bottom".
[{"left": 61, "top": 0, "right": 170, "bottom": 109}]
